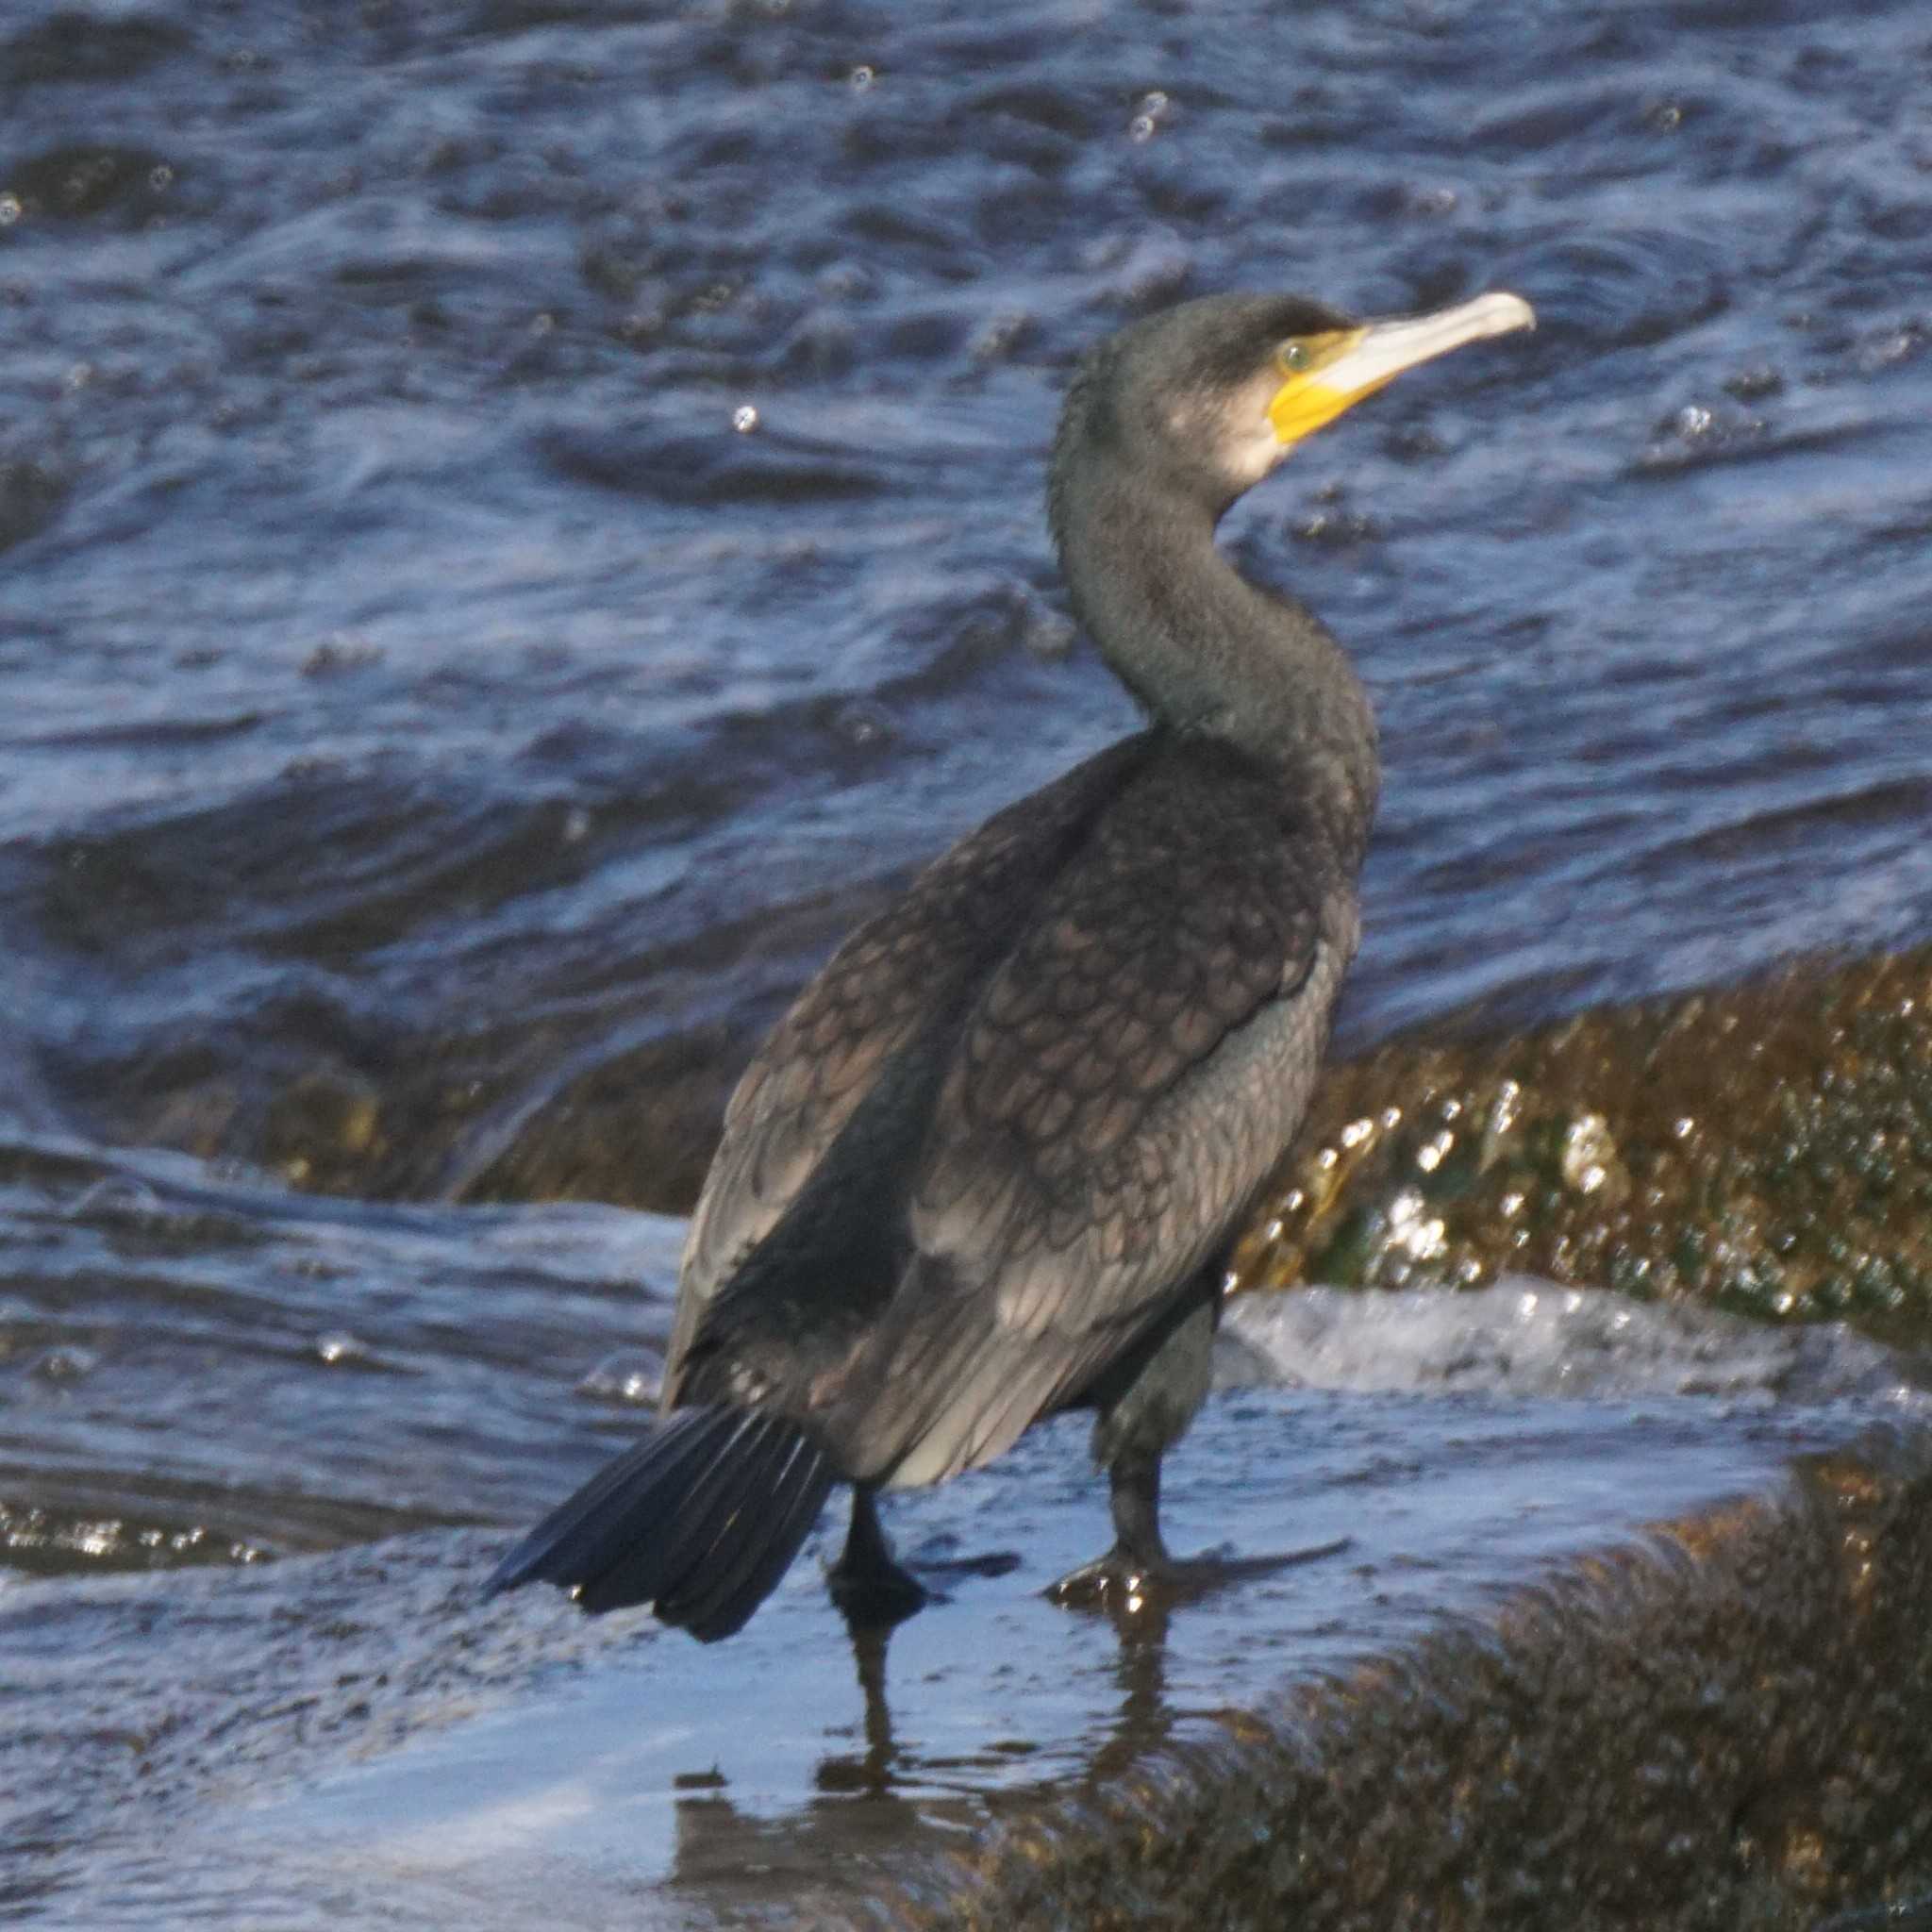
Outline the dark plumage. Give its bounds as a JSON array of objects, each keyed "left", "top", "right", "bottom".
[{"left": 489, "top": 286, "right": 1534, "bottom": 1639}]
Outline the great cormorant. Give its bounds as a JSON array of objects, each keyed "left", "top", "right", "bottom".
[{"left": 488, "top": 288, "right": 1535, "bottom": 1640}]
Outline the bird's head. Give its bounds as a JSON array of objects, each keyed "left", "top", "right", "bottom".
[{"left": 1054, "top": 289, "right": 1535, "bottom": 518}]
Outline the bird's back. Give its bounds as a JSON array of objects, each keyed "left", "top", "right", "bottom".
[{"left": 664, "top": 728, "right": 1357, "bottom": 1488}]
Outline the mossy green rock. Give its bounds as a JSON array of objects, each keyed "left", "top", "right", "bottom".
[{"left": 1231, "top": 946, "right": 1932, "bottom": 1345}]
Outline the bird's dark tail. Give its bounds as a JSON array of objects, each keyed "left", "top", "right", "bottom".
[{"left": 484, "top": 1406, "right": 836, "bottom": 1641}]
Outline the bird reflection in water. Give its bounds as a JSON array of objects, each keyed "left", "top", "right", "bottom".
[{"left": 666, "top": 1524, "right": 1348, "bottom": 1913}]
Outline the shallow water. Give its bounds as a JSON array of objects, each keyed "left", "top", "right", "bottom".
[
  {"left": 5, "top": 0, "right": 1932, "bottom": 1919},
  {"left": 8, "top": 1208, "right": 1922, "bottom": 1926},
  {"left": 5, "top": 1113, "right": 1928, "bottom": 1921}
]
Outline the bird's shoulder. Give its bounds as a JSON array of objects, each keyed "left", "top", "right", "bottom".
[{"left": 927, "top": 731, "right": 1328, "bottom": 1199}]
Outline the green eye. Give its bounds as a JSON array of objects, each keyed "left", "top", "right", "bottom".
[{"left": 1280, "top": 341, "right": 1311, "bottom": 373}]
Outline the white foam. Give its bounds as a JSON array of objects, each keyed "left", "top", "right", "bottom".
[{"left": 1218, "top": 1275, "right": 1929, "bottom": 1409}]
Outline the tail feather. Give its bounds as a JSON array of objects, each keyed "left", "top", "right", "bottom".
[
  {"left": 580, "top": 1410, "right": 774, "bottom": 1615},
  {"left": 485, "top": 1406, "right": 835, "bottom": 1641},
  {"left": 490, "top": 1408, "right": 725, "bottom": 1598},
  {"left": 658, "top": 1427, "right": 832, "bottom": 1637}
]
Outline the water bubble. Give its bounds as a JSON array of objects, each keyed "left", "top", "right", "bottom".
[
  {"left": 1560, "top": 1112, "right": 1624, "bottom": 1198},
  {"left": 1298, "top": 505, "right": 1381, "bottom": 547},
  {"left": 1388, "top": 1189, "right": 1446, "bottom": 1261},
  {"left": 1129, "top": 90, "right": 1172, "bottom": 142},
  {"left": 1488, "top": 1079, "right": 1522, "bottom": 1144},
  {"left": 578, "top": 1352, "right": 660, "bottom": 1405},
  {"left": 0, "top": 195, "right": 21, "bottom": 227},
  {"left": 1862, "top": 325, "right": 1924, "bottom": 371},
  {"left": 32, "top": 1346, "right": 97, "bottom": 1385},
  {"left": 72, "top": 1518, "right": 125, "bottom": 1559},
  {"left": 149, "top": 164, "right": 174, "bottom": 191},
  {"left": 830, "top": 699, "right": 892, "bottom": 749},
  {"left": 1414, "top": 1134, "right": 1449, "bottom": 1174},
  {"left": 316, "top": 1331, "right": 368, "bottom": 1366},
  {"left": 732, "top": 403, "right": 759, "bottom": 433},
  {"left": 849, "top": 64, "right": 875, "bottom": 91}
]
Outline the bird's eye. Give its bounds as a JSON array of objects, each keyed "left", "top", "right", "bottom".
[{"left": 1279, "top": 341, "right": 1312, "bottom": 373}]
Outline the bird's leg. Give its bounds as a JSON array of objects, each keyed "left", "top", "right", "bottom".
[
  {"left": 1048, "top": 1449, "right": 1181, "bottom": 1609},
  {"left": 1049, "top": 1291, "right": 1350, "bottom": 1614},
  {"left": 1052, "top": 1442, "right": 1351, "bottom": 1614},
  {"left": 1049, "top": 1292, "right": 1210, "bottom": 1610},
  {"left": 826, "top": 1485, "right": 929, "bottom": 1631},
  {"left": 1109, "top": 1449, "right": 1172, "bottom": 1571}
]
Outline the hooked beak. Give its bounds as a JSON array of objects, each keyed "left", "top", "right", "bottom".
[{"left": 1268, "top": 291, "right": 1536, "bottom": 447}]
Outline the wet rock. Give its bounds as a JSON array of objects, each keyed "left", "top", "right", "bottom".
[
  {"left": 1232, "top": 944, "right": 1932, "bottom": 1347},
  {"left": 64, "top": 922, "right": 1932, "bottom": 1350},
  {"left": 260, "top": 1069, "right": 386, "bottom": 1190},
  {"left": 452, "top": 1024, "right": 745, "bottom": 1214},
  {"left": 914, "top": 1428, "right": 1932, "bottom": 1932}
]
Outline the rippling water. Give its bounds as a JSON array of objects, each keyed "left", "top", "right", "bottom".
[
  {"left": 4, "top": 0, "right": 1932, "bottom": 1919},
  {"left": 6, "top": 0, "right": 1931, "bottom": 1200}
]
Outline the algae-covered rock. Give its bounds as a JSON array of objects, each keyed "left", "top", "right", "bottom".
[
  {"left": 915, "top": 1428, "right": 1932, "bottom": 1932},
  {"left": 1230, "top": 946, "right": 1932, "bottom": 1345}
]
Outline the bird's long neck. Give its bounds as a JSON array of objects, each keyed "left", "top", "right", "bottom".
[{"left": 1052, "top": 456, "right": 1380, "bottom": 870}]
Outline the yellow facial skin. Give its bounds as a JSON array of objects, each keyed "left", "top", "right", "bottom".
[
  {"left": 1267, "top": 291, "right": 1536, "bottom": 451},
  {"left": 1266, "top": 329, "right": 1375, "bottom": 445}
]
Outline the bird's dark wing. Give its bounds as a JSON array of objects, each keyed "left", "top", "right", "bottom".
[
  {"left": 667, "top": 735, "right": 1155, "bottom": 1395},
  {"left": 822, "top": 735, "right": 1350, "bottom": 1487}
]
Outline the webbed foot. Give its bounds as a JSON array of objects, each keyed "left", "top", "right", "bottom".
[{"left": 1048, "top": 1537, "right": 1351, "bottom": 1613}]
